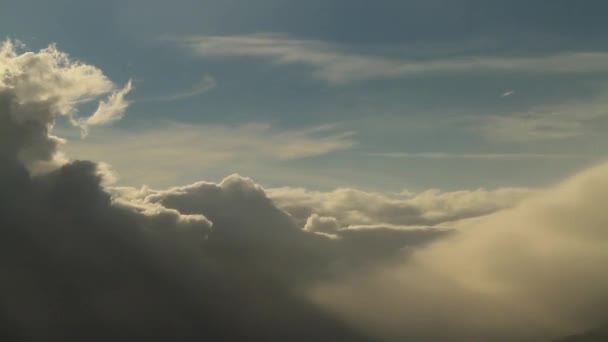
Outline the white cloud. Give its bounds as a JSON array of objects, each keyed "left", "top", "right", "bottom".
[
  {"left": 303, "top": 214, "right": 341, "bottom": 234},
  {"left": 84, "top": 79, "right": 133, "bottom": 127},
  {"left": 0, "top": 39, "right": 133, "bottom": 135},
  {"left": 172, "top": 33, "right": 608, "bottom": 84}
]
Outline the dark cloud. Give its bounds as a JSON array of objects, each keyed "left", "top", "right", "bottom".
[
  {"left": 0, "top": 89, "right": 382, "bottom": 341},
  {"left": 0, "top": 60, "right": 447, "bottom": 340}
]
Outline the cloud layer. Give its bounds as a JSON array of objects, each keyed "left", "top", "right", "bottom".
[
  {"left": 311, "top": 162, "right": 608, "bottom": 341},
  {"left": 2, "top": 39, "right": 608, "bottom": 342}
]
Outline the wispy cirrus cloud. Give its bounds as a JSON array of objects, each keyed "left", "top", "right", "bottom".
[
  {"left": 138, "top": 75, "right": 216, "bottom": 103},
  {"left": 170, "top": 33, "right": 608, "bottom": 84},
  {"left": 372, "top": 152, "right": 585, "bottom": 160},
  {"left": 475, "top": 92, "right": 608, "bottom": 143},
  {"left": 61, "top": 122, "right": 356, "bottom": 186},
  {"left": 501, "top": 90, "right": 515, "bottom": 97}
]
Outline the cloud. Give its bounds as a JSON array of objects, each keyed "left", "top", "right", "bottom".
[
  {"left": 372, "top": 152, "right": 583, "bottom": 160},
  {"left": 83, "top": 79, "right": 133, "bottom": 127},
  {"left": 61, "top": 122, "right": 356, "bottom": 186},
  {"left": 136, "top": 175, "right": 452, "bottom": 278},
  {"left": 501, "top": 90, "right": 515, "bottom": 97},
  {"left": 268, "top": 185, "right": 531, "bottom": 228},
  {"left": 0, "top": 39, "right": 132, "bottom": 136},
  {"left": 311, "top": 161, "right": 608, "bottom": 341},
  {"left": 142, "top": 75, "right": 216, "bottom": 102},
  {"left": 475, "top": 92, "right": 608, "bottom": 142},
  {"left": 0, "top": 41, "right": 451, "bottom": 340},
  {"left": 304, "top": 214, "right": 341, "bottom": 234},
  {"left": 4, "top": 39, "right": 608, "bottom": 342},
  {"left": 172, "top": 33, "right": 608, "bottom": 84}
]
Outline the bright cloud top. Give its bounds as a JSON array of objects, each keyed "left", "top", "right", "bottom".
[{"left": 0, "top": 39, "right": 132, "bottom": 134}]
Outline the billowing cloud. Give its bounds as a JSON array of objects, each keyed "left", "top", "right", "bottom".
[
  {"left": 311, "top": 162, "right": 608, "bottom": 341},
  {"left": 0, "top": 40, "right": 449, "bottom": 341},
  {"left": 172, "top": 33, "right": 608, "bottom": 84},
  {"left": 304, "top": 214, "right": 341, "bottom": 234},
  {"left": 268, "top": 185, "right": 531, "bottom": 228},
  {"left": 3, "top": 39, "right": 607, "bottom": 342},
  {"left": 0, "top": 39, "right": 132, "bottom": 136}
]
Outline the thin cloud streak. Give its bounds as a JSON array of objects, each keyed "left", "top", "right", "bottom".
[
  {"left": 170, "top": 33, "right": 608, "bottom": 84},
  {"left": 475, "top": 91, "right": 608, "bottom": 142},
  {"left": 138, "top": 75, "right": 216, "bottom": 103},
  {"left": 61, "top": 122, "right": 356, "bottom": 186},
  {"left": 501, "top": 90, "right": 515, "bottom": 97},
  {"left": 372, "top": 152, "right": 587, "bottom": 160}
]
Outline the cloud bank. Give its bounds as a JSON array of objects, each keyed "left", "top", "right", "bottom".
[
  {"left": 311, "top": 163, "right": 608, "bottom": 341},
  {"left": 0, "top": 39, "right": 446, "bottom": 341},
  {"left": 2, "top": 39, "right": 608, "bottom": 341}
]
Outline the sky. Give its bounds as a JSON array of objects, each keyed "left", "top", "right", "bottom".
[
  {"left": 2, "top": 1, "right": 608, "bottom": 341},
  {"left": 3, "top": 0, "right": 608, "bottom": 191}
]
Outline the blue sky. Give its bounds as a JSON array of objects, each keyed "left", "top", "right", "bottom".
[{"left": 3, "top": 0, "right": 608, "bottom": 191}]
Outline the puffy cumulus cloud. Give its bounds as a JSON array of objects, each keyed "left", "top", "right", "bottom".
[
  {"left": 268, "top": 186, "right": 531, "bottom": 228},
  {"left": 310, "top": 162, "right": 608, "bottom": 341},
  {"left": 173, "top": 33, "right": 608, "bottom": 84},
  {"left": 129, "top": 174, "right": 451, "bottom": 283},
  {"left": 0, "top": 39, "right": 131, "bottom": 135},
  {"left": 304, "top": 214, "right": 341, "bottom": 234}
]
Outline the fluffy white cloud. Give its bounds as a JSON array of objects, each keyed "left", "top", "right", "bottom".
[
  {"left": 304, "top": 214, "right": 341, "bottom": 234},
  {"left": 0, "top": 39, "right": 132, "bottom": 135},
  {"left": 172, "top": 33, "right": 608, "bottom": 84}
]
